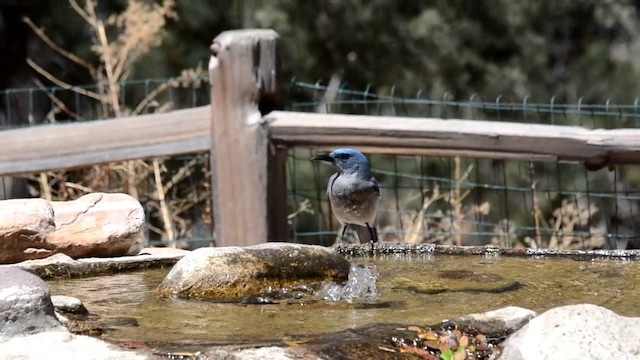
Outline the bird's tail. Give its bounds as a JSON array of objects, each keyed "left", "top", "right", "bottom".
[{"left": 355, "top": 223, "right": 378, "bottom": 244}]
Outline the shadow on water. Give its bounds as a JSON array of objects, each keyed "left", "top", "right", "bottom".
[{"left": 47, "top": 254, "right": 640, "bottom": 347}]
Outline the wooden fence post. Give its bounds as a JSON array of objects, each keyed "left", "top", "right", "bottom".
[{"left": 209, "top": 29, "right": 289, "bottom": 247}]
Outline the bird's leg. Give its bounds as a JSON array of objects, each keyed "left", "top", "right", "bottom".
[
  {"left": 365, "top": 222, "right": 377, "bottom": 255},
  {"left": 339, "top": 224, "right": 348, "bottom": 242},
  {"left": 335, "top": 224, "right": 349, "bottom": 246}
]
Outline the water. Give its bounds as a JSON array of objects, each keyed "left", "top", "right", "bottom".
[
  {"left": 47, "top": 255, "right": 640, "bottom": 345},
  {"left": 318, "top": 264, "right": 378, "bottom": 303}
]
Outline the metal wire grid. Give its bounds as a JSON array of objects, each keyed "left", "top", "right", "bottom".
[
  {"left": 0, "top": 77, "right": 209, "bottom": 128},
  {"left": 286, "top": 80, "right": 640, "bottom": 249},
  {"left": 2, "top": 78, "right": 640, "bottom": 249},
  {"left": 0, "top": 78, "right": 212, "bottom": 247}
]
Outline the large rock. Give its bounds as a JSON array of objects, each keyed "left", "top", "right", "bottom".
[
  {"left": 0, "top": 330, "right": 146, "bottom": 360},
  {"left": 0, "top": 267, "right": 62, "bottom": 336},
  {"left": 0, "top": 267, "right": 145, "bottom": 359},
  {"left": 0, "top": 193, "right": 145, "bottom": 263},
  {"left": 49, "top": 193, "right": 145, "bottom": 258},
  {"left": 0, "top": 199, "right": 56, "bottom": 263},
  {"left": 156, "top": 243, "right": 351, "bottom": 301},
  {"left": 500, "top": 304, "right": 640, "bottom": 359}
]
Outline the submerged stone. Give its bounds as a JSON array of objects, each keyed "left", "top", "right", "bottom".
[
  {"left": 389, "top": 269, "right": 521, "bottom": 294},
  {"left": 156, "top": 243, "right": 351, "bottom": 301}
]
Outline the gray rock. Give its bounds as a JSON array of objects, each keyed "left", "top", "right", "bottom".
[
  {"left": 443, "top": 306, "right": 537, "bottom": 339},
  {"left": 0, "top": 267, "right": 62, "bottom": 336},
  {"left": 500, "top": 304, "right": 640, "bottom": 359},
  {"left": 137, "top": 247, "right": 191, "bottom": 256},
  {"left": 1, "top": 251, "right": 183, "bottom": 279},
  {"left": 0, "top": 330, "right": 146, "bottom": 360},
  {"left": 156, "top": 243, "right": 351, "bottom": 301},
  {"left": 51, "top": 295, "right": 88, "bottom": 315},
  {"left": 204, "top": 346, "right": 318, "bottom": 360}
]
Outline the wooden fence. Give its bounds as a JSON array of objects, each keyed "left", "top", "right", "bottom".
[{"left": 3, "top": 29, "right": 640, "bottom": 246}]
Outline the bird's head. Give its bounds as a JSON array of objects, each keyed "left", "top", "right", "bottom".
[{"left": 311, "top": 148, "right": 371, "bottom": 176}]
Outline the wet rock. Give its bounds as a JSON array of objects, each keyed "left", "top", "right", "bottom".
[
  {"left": 0, "top": 267, "right": 62, "bottom": 336},
  {"left": 137, "top": 247, "right": 191, "bottom": 256},
  {"left": 205, "top": 346, "right": 316, "bottom": 360},
  {"left": 156, "top": 243, "right": 351, "bottom": 301},
  {"left": 0, "top": 330, "right": 146, "bottom": 360},
  {"left": 442, "top": 306, "right": 536, "bottom": 340},
  {"left": 0, "top": 268, "right": 146, "bottom": 359},
  {"left": 500, "top": 304, "right": 640, "bottom": 359},
  {"left": 51, "top": 295, "right": 88, "bottom": 315},
  {"left": 49, "top": 192, "right": 145, "bottom": 258},
  {"left": 0, "top": 198, "right": 56, "bottom": 264},
  {"left": 3, "top": 251, "right": 182, "bottom": 279},
  {"left": 0, "top": 193, "right": 145, "bottom": 264}
]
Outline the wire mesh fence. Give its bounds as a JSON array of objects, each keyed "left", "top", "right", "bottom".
[
  {"left": 0, "top": 77, "right": 212, "bottom": 248},
  {"left": 287, "top": 80, "right": 640, "bottom": 250},
  {"left": 2, "top": 77, "right": 640, "bottom": 250}
]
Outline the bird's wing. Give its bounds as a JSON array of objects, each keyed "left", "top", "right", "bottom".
[{"left": 327, "top": 172, "right": 340, "bottom": 197}]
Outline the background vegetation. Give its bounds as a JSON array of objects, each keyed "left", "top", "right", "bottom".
[{"left": 2, "top": 0, "right": 640, "bottom": 249}]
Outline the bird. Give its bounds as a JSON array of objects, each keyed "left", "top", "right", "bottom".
[{"left": 311, "top": 148, "right": 380, "bottom": 247}]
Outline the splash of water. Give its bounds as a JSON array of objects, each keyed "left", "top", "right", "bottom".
[{"left": 317, "top": 264, "right": 378, "bottom": 303}]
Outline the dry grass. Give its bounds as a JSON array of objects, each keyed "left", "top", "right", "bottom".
[{"left": 23, "top": 0, "right": 210, "bottom": 248}]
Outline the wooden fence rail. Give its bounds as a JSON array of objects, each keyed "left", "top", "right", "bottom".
[{"left": 2, "top": 29, "right": 640, "bottom": 246}]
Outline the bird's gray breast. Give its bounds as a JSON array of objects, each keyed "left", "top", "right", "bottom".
[{"left": 327, "top": 173, "right": 379, "bottom": 225}]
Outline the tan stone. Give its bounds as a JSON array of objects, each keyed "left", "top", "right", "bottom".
[
  {"left": 49, "top": 193, "right": 145, "bottom": 258},
  {"left": 0, "top": 193, "right": 145, "bottom": 264},
  {"left": 0, "top": 199, "right": 56, "bottom": 263}
]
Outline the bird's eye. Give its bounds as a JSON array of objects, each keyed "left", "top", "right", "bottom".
[{"left": 338, "top": 153, "right": 349, "bottom": 160}]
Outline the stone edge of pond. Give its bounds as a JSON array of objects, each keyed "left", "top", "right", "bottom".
[
  {"left": 336, "top": 243, "right": 640, "bottom": 261},
  {"left": 0, "top": 253, "right": 185, "bottom": 280}
]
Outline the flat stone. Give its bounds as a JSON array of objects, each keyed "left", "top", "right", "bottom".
[
  {"left": 500, "top": 304, "right": 640, "bottom": 359},
  {"left": 0, "top": 267, "right": 62, "bottom": 336},
  {"left": 51, "top": 295, "right": 88, "bottom": 315},
  {"left": 442, "top": 306, "right": 537, "bottom": 339},
  {"left": 205, "top": 346, "right": 317, "bottom": 360},
  {"left": 156, "top": 243, "right": 351, "bottom": 301},
  {"left": 1, "top": 252, "right": 182, "bottom": 280},
  {"left": 137, "top": 247, "right": 191, "bottom": 256}
]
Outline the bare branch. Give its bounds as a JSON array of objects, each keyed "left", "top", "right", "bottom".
[
  {"left": 96, "top": 21, "right": 122, "bottom": 117},
  {"left": 22, "top": 17, "right": 96, "bottom": 76},
  {"left": 26, "top": 58, "right": 102, "bottom": 101},
  {"left": 33, "top": 79, "right": 84, "bottom": 121},
  {"left": 133, "top": 82, "right": 170, "bottom": 115},
  {"left": 69, "top": 0, "right": 97, "bottom": 28}
]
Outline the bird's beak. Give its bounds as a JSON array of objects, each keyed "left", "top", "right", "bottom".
[{"left": 311, "top": 153, "right": 334, "bottom": 164}]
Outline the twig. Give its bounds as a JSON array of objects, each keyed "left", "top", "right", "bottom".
[
  {"left": 26, "top": 58, "right": 102, "bottom": 101},
  {"left": 22, "top": 17, "right": 96, "bottom": 76},
  {"left": 39, "top": 173, "right": 52, "bottom": 201},
  {"left": 33, "top": 79, "right": 84, "bottom": 121},
  {"left": 133, "top": 82, "right": 170, "bottom": 115},
  {"left": 153, "top": 159, "right": 176, "bottom": 244},
  {"left": 69, "top": 0, "right": 97, "bottom": 27},
  {"left": 96, "top": 20, "right": 122, "bottom": 117}
]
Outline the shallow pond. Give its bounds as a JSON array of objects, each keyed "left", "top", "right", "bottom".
[{"left": 47, "top": 254, "right": 640, "bottom": 346}]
